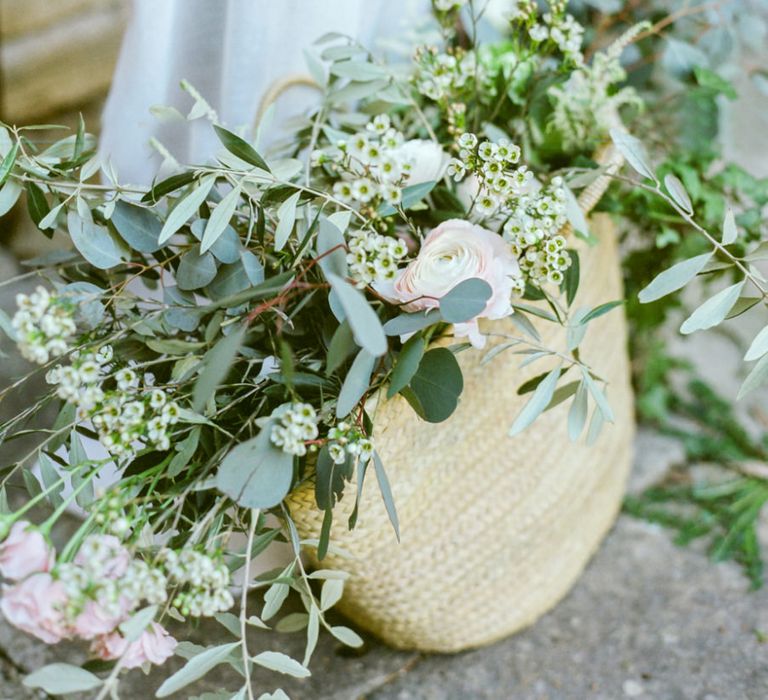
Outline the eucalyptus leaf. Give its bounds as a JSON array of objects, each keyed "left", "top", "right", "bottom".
[
  {"left": 336, "top": 349, "right": 375, "bottom": 417},
  {"left": 315, "top": 445, "right": 351, "bottom": 510},
  {"left": 317, "top": 217, "right": 347, "bottom": 278},
  {"left": 111, "top": 200, "right": 163, "bottom": 252},
  {"left": 177, "top": 249, "right": 218, "bottom": 290},
  {"left": 378, "top": 180, "right": 436, "bottom": 216},
  {"left": 326, "top": 273, "right": 387, "bottom": 357},
  {"left": 193, "top": 327, "right": 245, "bottom": 412},
  {"left": 408, "top": 348, "right": 463, "bottom": 423},
  {"left": 439, "top": 278, "right": 492, "bottom": 323},
  {"left": 329, "top": 60, "right": 388, "bottom": 80},
  {"left": 326, "top": 320, "right": 357, "bottom": 375},
  {"left": 383, "top": 309, "right": 442, "bottom": 336},
  {"left": 581, "top": 370, "right": 615, "bottom": 423},
  {"left": 320, "top": 578, "right": 344, "bottom": 611},
  {"left": 680, "top": 280, "right": 744, "bottom": 335},
  {"left": 67, "top": 211, "right": 130, "bottom": 270},
  {"left": 215, "top": 422, "right": 293, "bottom": 508},
  {"left": 119, "top": 605, "right": 158, "bottom": 642},
  {"left": 387, "top": 334, "right": 425, "bottom": 398}
]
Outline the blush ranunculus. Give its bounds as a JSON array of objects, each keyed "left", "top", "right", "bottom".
[
  {"left": 0, "top": 573, "right": 69, "bottom": 644},
  {"left": 0, "top": 521, "right": 54, "bottom": 581},
  {"left": 92, "top": 622, "right": 177, "bottom": 669},
  {"left": 378, "top": 219, "right": 520, "bottom": 348}
]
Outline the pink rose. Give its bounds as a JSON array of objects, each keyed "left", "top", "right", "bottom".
[
  {"left": 0, "top": 521, "right": 54, "bottom": 580},
  {"left": 74, "top": 535, "right": 130, "bottom": 579},
  {"left": 0, "top": 573, "right": 69, "bottom": 644},
  {"left": 73, "top": 597, "right": 131, "bottom": 640},
  {"left": 378, "top": 219, "right": 520, "bottom": 348},
  {"left": 92, "top": 622, "right": 177, "bottom": 669}
]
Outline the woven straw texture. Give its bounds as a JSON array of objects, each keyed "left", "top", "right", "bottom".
[{"left": 285, "top": 128, "right": 633, "bottom": 650}]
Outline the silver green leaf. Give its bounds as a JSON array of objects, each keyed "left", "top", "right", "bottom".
[
  {"left": 509, "top": 363, "right": 561, "bottom": 436},
  {"left": 609, "top": 128, "right": 656, "bottom": 181},
  {"left": 680, "top": 280, "right": 744, "bottom": 335},
  {"left": 155, "top": 642, "right": 239, "bottom": 697},
  {"left": 326, "top": 273, "right": 387, "bottom": 357},
  {"left": 215, "top": 421, "right": 293, "bottom": 509},
  {"left": 745, "top": 325, "right": 768, "bottom": 362},
  {"left": 67, "top": 211, "right": 130, "bottom": 270},
  {"left": 336, "top": 349, "right": 375, "bottom": 418},
  {"left": 24, "top": 664, "right": 101, "bottom": 695},
  {"left": 158, "top": 175, "right": 215, "bottom": 244},
  {"left": 638, "top": 252, "right": 712, "bottom": 303}
]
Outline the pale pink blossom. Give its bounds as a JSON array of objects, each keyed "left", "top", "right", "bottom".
[
  {"left": 92, "top": 622, "right": 176, "bottom": 669},
  {"left": 377, "top": 219, "right": 520, "bottom": 348},
  {"left": 72, "top": 597, "right": 130, "bottom": 640},
  {"left": 0, "top": 521, "right": 54, "bottom": 581},
  {"left": 74, "top": 534, "right": 130, "bottom": 579},
  {"left": 0, "top": 573, "right": 68, "bottom": 644}
]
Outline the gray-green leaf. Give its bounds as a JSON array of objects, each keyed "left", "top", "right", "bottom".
[
  {"left": 215, "top": 422, "right": 293, "bottom": 508},
  {"left": 664, "top": 173, "right": 693, "bottom": 215},
  {"left": 156, "top": 643, "right": 239, "bottom": 697},
  {"left": 439, "top": 278, "right": 492, "bottom": 323},
  {"left": 111, "top": 200, "right": 164, "bottom": 252},
  {"left": 252, "top": 651, "right": 311, "bottom": 678},
  {"left": 509, "top": 364, "right": 561, "bottom": 436},
  {"left": 158, "top": 176, "right": 215, "bottom": 244},
  {"left": 177, "top": 249, "right": 218, "bottom": 290},
  {"left": 274, "top": 191, "right": 300, "bottom": 251},
  {"left": 609, "top": 128, "right": 656, "bottom": 182},
  {"left": 24, "top": 664, "right": 101, "bottom": 695},
  {"left": 201, "top": 184, "right": 242, "bottom": 253},
  {"left": 326, "top": 273, "right": 387, "bottom": 357},
  {"left": 336, "top": 349, "right": 375, "bottom": 417},
  {"left": 680, "top": 280, "right": 744, "bottom": 335},
  {"left": 67, "top": 211, "right": 130, "bottom": 270},
  {"left": 638, "top": 252, "right": 712, "bottom": 303},
  {"left": 722, "top": 207, "right": 738, "bottom": 245},
  {"left": 745, "top": 325, "right": 768, "bottom": 362}
]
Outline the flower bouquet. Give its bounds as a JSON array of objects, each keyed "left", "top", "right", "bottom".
[{"left": 0, "top": 1, "right": 765, "bottom": 697}]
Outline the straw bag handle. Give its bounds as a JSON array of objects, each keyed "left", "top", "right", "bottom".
[
  {"left": 254, "top": 73, "right": 321, "bottom": 130},
  {"left": 254, "top": 75, "right": 623, "bottom": 225}
]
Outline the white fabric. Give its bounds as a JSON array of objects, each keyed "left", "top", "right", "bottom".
[{"left": 100, "top": 0, "right": 432, "bottom": 184}]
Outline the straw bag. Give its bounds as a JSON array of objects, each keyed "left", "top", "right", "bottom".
[{"left": 286, "top": 151, "right": 633, "bottom": 653}]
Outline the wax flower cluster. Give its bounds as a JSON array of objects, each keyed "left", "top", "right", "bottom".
[
  {"left": 270, "top": 402, "right": 320, "bottom": 456},
  {"left": 45, "top": 347, "right": 181, "bottom": 459},
  {"left": 327, "top": 421, "right": 375, "bottom": 465},
  {"left": 346, "top": 228, "right": 408, "bottom": 287},
  {"left": 12, "top": 287, "right": 77, "bottom": 365}
]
